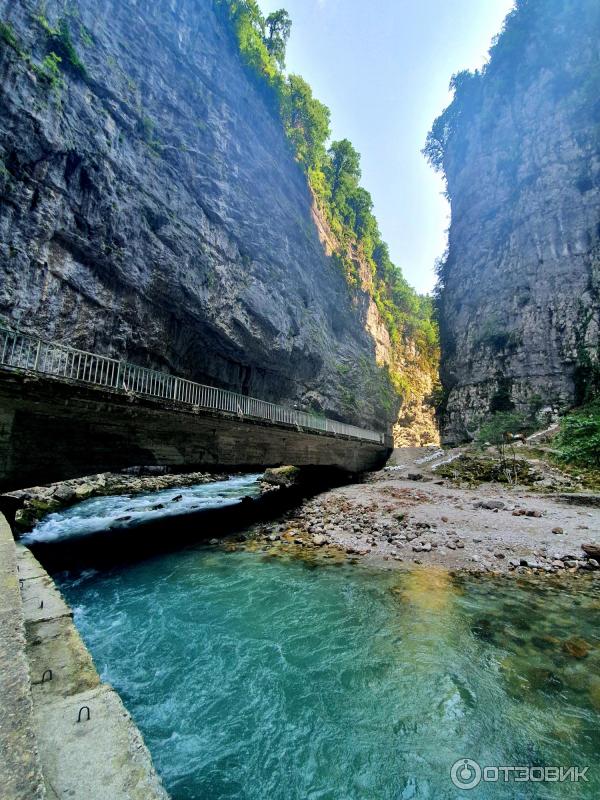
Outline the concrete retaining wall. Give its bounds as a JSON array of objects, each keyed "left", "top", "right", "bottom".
[
  {"left": 0, "top": 512, "right": 45, "bottom": 799},
  {"left": 0, "top": 512, "right": 170, "bottom": 800}
]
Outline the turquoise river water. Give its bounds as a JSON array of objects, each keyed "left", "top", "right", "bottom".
[{"left": 33, "top": 477, "right": 600, "bottom": 799}]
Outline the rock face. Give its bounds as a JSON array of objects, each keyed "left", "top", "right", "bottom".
[
  {"left": 312, "top": 198, "right": 439, "bottom": 446},
  {"left": 431, "top": 0, "right": 600, "bottom": 442},
  {"left": 0, "top": 0, "right": 401, "bottom": 431}
]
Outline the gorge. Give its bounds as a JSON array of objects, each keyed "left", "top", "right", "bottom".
[{"left": 2, "top": 1, "right": 600, "bottom": 799}]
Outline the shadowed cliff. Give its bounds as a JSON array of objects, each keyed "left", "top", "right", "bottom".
[{"left": 0, "top": 0, "right": 403, "bottom": 431}]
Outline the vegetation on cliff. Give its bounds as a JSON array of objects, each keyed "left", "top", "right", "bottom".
[
  {"left": 556, "top": 401, "right": 600, "bottom": 469},
  {"left": 425, "top": 0, "right": 599, "bottom": 301},
  {"left": 423, "top": 0, "right": 600, "bottom": 436},
  {"left": 216, "top": 0, "right": 439, "bottom": 403},
  {"left": 424, "top": 0, "right": 600, "bottom": 184}
]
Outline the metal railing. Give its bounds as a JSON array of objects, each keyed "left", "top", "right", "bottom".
[{"left": 0, "top": 326, "right": 385, "bottom": 444}]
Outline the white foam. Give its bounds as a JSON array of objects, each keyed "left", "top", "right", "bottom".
[{"left": 22, "top": 474, "right": 262, "bottom": 544}]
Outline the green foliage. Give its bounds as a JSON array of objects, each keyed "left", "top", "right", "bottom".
[
  {"left": 280, "top": 74, "right": 330, "bottom": 169},
  {"left": 221, "top": 0, "right": 281, "bottom": 87},
  {"left": 435, "top": 453, "right": 533, "bottom": 486},
  {"left": 423, "top": 69, "right": 482, "bottom": 174},
  {"left": 264, "top": 9, "right": 291, "bottom": 70},
  {"left": 424, "top": 0, "right": 600, "bottom": 177},
  {"left": 477, "top": 411, "right": 529, "bottom": 481},
  {"left": 477, "top": 411, "right": 527, "bottom": 451},
  {"left": 34, "top": 12, "right": 56, "bottom": 36},
  {"left": 136, "top": 113, "right": 161, "bottom": 152},
  {"left": 555, "top": 400, "right": 600, "bottom": 468},
  {"left": 79, "top": 24, "right": 94, "bottom": 48},
  {"left": 428, "top": 382, "right": 449, "bottom": 417},
  {"left": 476, "top": 320, "right": 521, "bottom": 353},
  {"left": 218, "top": 0, "right": 439, "bottom": 396},
  {"left": 38, "top": 51, "right": 63, "bottom": 91},
  {"left": 489, "top": 377, "right": 515, "bottom": 413},
  {"left": 0, "top": 20, "right": 20, "bottom": 52},
  {"left": 573, "top": 344, "right": 600, "bottom": 405},
  {"left": 35, "top": 13, "right": 88, "bottom": 79}
]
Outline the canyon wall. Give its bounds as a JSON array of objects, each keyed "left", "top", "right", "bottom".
[
  {"left": 0, "top": 0, "right": 414, "bottom": 432},
  {"left": 429, "top": 0, "right": 600, "bottom": 442},
  {"left": 311, "top": 197, "right": 438, "bottom": 446}
]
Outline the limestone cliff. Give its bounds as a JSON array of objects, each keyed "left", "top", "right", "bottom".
[
  {"left": 0, "top": 0, "right": 403, "bottom": 431},
  {"left": 311, "top": 195, "right": 439, "bottom": 446},
  {"left": 427, "top": 0, "right": 600, "bottom": 443}
]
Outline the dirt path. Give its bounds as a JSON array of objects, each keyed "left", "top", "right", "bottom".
[{"left": 259, "top": 448, "right": 600, "bottom": 575}]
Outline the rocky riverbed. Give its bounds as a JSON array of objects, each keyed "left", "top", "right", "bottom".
[
  {"left": 247, "top": 452, "right": 600, "bottom": 577},
  {"left": 6, "top": 450, "right": 600, "bottom": 578}
]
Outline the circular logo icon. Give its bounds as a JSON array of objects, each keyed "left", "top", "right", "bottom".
[{"left": 451, "top": 759, "right": 482, "bottom": 790}]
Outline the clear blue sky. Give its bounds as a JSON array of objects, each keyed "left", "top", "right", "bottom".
[{"left": 258, "top": 0, "right": 515, "bottom": 294}]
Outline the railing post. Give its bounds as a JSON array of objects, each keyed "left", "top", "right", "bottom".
[{"left": 33, "top": 340, "right": 41, "bottom": 371}]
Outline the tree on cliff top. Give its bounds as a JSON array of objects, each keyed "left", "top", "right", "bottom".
[
  {"left": 219, "top": 0, "right": 439, "bottom": 376},
  {"left": 281, "top": 75, "right": 330, "bottom": 170},
  {"left": 265, "top": 10, "right": 291, "bottom": 69}
]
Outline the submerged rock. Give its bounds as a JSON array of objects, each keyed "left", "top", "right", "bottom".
[{"left": 562, "top": 638, "right": 591, "bottom": 659}]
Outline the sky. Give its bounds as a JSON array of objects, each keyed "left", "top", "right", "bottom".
[{"left": 258, "top": 0, "right": 515, "bottom": 294}]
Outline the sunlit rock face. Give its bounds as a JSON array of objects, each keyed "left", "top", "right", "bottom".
[
  {"left": 436, "top": 0, "right": 600, "bottom": 443},
  {"left": 0, "top": 0, "right": 398, "bottom": 430}
]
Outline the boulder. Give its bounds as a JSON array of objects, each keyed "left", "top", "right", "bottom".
[
  {"left": 262, "top": 466, "right": 301, "bottom": 488},
  {"left": 52, "top": 485, "right": 76, "bottom": 503},
  {"left": 581, "top": 543, "right": 600, "bottom": 559},
  {"left": 74, "top": 483, "right": 95, "bottom": 500}
]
